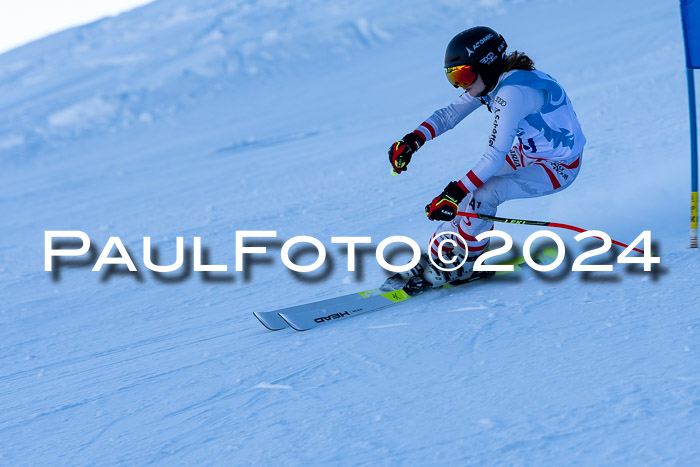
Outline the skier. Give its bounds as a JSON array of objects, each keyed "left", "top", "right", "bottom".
[{"left": 387, "top": 26, "right": 585, "bottom": 292}]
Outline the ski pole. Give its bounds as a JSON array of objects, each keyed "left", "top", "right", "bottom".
[{"left": 456, "top": 212, "right": 644, "bottom": 254}]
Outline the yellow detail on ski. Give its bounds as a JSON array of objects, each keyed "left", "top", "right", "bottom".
[
  {"left": 381, "top": 289, "right": 410, "bottom": 302},
  {"left": 358, "top": 289, "right": 410, "bottom": 302}
]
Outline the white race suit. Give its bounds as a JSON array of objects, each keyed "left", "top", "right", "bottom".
[{"left": 412, "top": 69, "right": 586, "bottom": 259}]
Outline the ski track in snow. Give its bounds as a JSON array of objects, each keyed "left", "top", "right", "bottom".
[
  {"left": 367, "top": 323, "right": 409, "bottom": 329},
  {"left": 1, "top": 0, "right": 699, "bottom": 464}
]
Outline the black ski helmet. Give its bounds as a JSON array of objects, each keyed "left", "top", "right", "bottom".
[{"left": 444, "top": 26, "right": 508, "bottom": 90}]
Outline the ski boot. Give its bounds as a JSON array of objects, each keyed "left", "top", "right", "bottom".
[
  {"left": 403, "top": 253, "right": 476, "bottom": 296},
  {"left": 380, "top": 253, "right": 430, "bottom": 291}
]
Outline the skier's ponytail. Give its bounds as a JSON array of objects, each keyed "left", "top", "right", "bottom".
[
  {"left": 502, "top": 51, "right": 535, "bottom": 72},
  {"left": 483, "top": 51, "right": 536, "bottom": 94}
]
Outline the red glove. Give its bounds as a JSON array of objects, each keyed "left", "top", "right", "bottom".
[
  {"left": 425, "top": 181, "right": 468, "bottom": 221},
  {"left": 388, "top": 131, "right": 425, "bottom": 174}
]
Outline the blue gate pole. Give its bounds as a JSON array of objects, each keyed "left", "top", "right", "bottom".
[{"left": 688, "top": 67, "right": 699, "bottom": 248}]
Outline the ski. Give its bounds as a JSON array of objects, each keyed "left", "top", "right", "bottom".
[
  {"left": 253, "top": 284, "right": 392, "bottom": 331},
  {"left": 253, "top": 291, "right": 383, "bottom": 331},
  {"left": 255, "top": 248, "right": 558, "bottom": 331}
]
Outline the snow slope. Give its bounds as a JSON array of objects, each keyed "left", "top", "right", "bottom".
[{"left": 1, "top": 0, "right": 699, "bottom": 464}]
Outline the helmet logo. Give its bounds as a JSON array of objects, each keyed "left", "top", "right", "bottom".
[
  {"left": 464, "top": 46, "right": 474, "bottom": 56},
  {"left": 480, "top": 52, "right": 497, "bottom": 65},
  {"left": 472, "top": 33, "right": 494, "bottom": 50}
]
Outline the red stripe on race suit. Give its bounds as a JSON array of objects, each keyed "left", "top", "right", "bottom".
[
  {"left": 431, "top": 245, "right": 455, "bottom": 258},
  {"left": 535, "top": 163, "right": 562, "bottom": 190},
  {"left": 505, "top": 152, "right": 517, "bottom": 170},
  {"left": 452, "top": 232, "right": 467, "bottom": 249},
  {"left": 559, "top": 157, "right": 580, "bottom": 169},
  {"left": 456, "top": 180, "right": 470, "bottom": 194},
  {"left": 456, "top": 227, "right": 490, "bottom": 254},
  {"left": 433, "top": 236, "right": 461, "bottom": 251},
  {"left": 431, "top": 237, "right": 459, "bottom": 251},
  {"left": 457, "top": 224, "right": 474, "bottom": 241},
  {"left": 468, "top": 242, "right": 489, "bottom": 253},
  {"left": 466, "top": 170, "right": 484, "bottom": 188},
  {"left": 420, "top": 122, "right": 436, "bottom": 139}
]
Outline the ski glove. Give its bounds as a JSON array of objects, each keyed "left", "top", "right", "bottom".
[
  {"left": 388, "top": 131, "right": 425, "bottom": 174},
  {"left": 425, "top": 181, "right": 468, "bottom": 221}
]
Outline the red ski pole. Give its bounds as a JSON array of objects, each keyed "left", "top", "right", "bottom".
[{"left": 456, "top": 212, "right": 644, "bottom": 254}]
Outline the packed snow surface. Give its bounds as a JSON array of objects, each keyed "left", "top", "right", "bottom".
[{"left": 1, "top": 0, "right": 699, "bottom": 464}]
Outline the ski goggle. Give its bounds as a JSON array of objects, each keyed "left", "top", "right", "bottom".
[{"left": 445, "top": 64, "right": 477, "bottom": 88}]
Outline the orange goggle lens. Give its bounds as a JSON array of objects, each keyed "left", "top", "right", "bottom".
[{"left": 445, "top": 65, "right": 477, "bottom": 88}]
